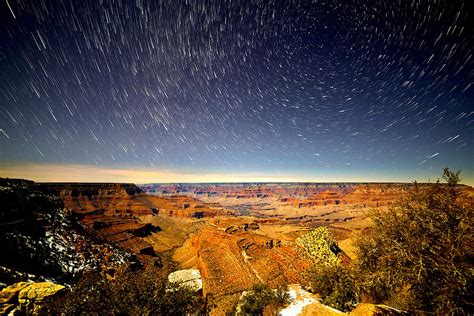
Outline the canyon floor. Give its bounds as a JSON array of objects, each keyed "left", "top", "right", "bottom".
[{"left": 51, "top": 182, "right": 413, "bottom": 313}]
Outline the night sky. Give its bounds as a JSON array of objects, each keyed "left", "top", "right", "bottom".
[{"left": 0, "top": 0, "right": 473, "bottom": 183}]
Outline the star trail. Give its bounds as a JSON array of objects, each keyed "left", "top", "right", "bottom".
[{"left": 0, "top": 0, "right": 473, "bottom": 183}]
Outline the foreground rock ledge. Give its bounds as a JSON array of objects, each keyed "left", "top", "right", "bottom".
[{"left": 0, "top": 281, "right": 65, "bottom": 315}]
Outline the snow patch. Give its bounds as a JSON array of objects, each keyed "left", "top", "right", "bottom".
[{"left": 279, "top": 284, "right": 317, "bottom": 316}]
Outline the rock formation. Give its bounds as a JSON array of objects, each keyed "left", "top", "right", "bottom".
[
  {"left": 168, "top": 269, "right": 202, "bottom": 293},
  {"left": 0, "top": 281, "right": 64, "bottom": 315},
  {"left": 0, "top": 178, "right": 132, "bottom": 285}
]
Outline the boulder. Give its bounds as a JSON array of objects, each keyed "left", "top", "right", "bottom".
[
  {"left": 0, "top": 282, "right": 30, "bottom": 314},
  {"left": 0, "top": 282, "right": 65, "bottom": 315},
  {"left": 168, "top": 269, "right": 202, "bottom": 293}
]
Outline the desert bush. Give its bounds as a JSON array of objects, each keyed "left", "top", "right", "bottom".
[
  {"left": 309, "top": 264, "right": 358, "bottom": 312},
  {"left": 306, "top": 169, "right": 473, "bottom": 314},
  {"left": 273, "top": 282, "right": 291, "bottom": 307},
  {"left": 302, "top": 226, "right": 358, "bottom": 311},
  {"left": 355, "top": 169, "right": 473, "bottom": 313},
  {"left": 46, "top": 267, "right": 206, "bottom": 315},
  {"left": 238, "top": 283, "right": 274, "bottom": 315},
  {"left": 233, "top": 282, "right": 291, "bottom": 315},
  {"left": 296, "top": 226, "right": 341, "bottom": 267}
]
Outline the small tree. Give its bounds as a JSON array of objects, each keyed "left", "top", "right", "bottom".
[
  {"left": 355, "top": 169, "right": 473, "bottom": 313},
  {"left": 238, "top": 283, "right": 275, "bottom": 315},
  {"left": 233, "top": 283, "right": 291, "bottom": 315},
  {"left": 310, "top": 264, "right": 358, "bottom": 312}
]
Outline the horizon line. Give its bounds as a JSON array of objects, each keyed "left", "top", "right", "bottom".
[
  {"left": 1, "top": 178, "right": 461, "bottom": 186},
  {"left": 1, "top": 162, "right": 472, "bottom": 186}
]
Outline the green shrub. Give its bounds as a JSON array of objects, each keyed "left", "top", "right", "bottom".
[
  {"left": 233, "top": 282, "right": 291, "bottom": 315},
  {"left": 238, "top": 283, "right": 275, "bottom": 315},
  {"left": 310, "top": 264, "right": 358, "bottom": 311}
]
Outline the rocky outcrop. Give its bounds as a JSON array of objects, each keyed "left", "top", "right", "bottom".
[
  {"left": 0, "top": 281, "right": 64, "bottom": 315},
  {"left": 143, "top": 195, "right": 233, "bottom": 218},
  {"left": 239, "top": 222, "right": 260, "bottom": 231},
  {"left": 186, "top": 224, "right": 310, "bottom": 304},
  {"left": 223, "top": 222, "right": 261, "bottom": 235},
  {"left": 35, "top": 183, "right": 162, "bottom": 260},
  {"left": 168, "top": 269, "right": 202, "bottom": 293},
  {"left": 265, "top": 239, "right": 281, "bottom": 248},
  {"left": 35, "top": 182, "right": 228, "bottom": 260},
  {"left": 349, "top": 303, "right": 406, "bottom": 315},
  {"left": 0, "top": 178, "right": 132, "bottom": 284}
]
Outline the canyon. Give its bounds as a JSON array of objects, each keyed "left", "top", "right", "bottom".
[{"left": 3, "top": 179, "right": 469, "bottom": 314}]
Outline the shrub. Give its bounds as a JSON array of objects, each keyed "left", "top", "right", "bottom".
[
  {"left": 302, "top": 226, "right": 358, "bottom": 311},
  {"left": 238, "top": 283, "right": 275, "bottom": 315},
  {"left": 355, "top": 169, "right": 473, "bottom": 313},
  {"left": 46, "top": 267, "right": 206, "bottom": 315},
  {"left": 274, "top": 283, "right": 291, "bottom": 307},
  {"left": 310, "top": 264, "right": 358, "bottom": 312},
  {"left": 296, "top": 226, "right": 341, "bottom": 268},
  {"left": 233, "top": 282, "right": 291, "bottom": 315}
]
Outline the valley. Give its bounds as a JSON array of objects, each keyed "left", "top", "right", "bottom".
[{"left": 2, "top": 179, "right": 471, "bottom": 314}]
